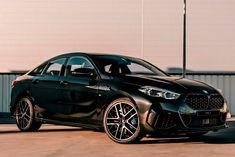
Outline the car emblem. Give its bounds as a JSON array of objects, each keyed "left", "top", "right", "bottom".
[{"left": 202, "top": 90, "right": 209, "bottom": 94}]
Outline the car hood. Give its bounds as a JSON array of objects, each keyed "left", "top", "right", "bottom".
[{"left": 114, "top": 74, "right": 218, "bottom": 94}]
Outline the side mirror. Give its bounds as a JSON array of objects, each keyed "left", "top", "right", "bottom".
[{"left": 71, "top": 68, "right": 97, "bottom": 79}]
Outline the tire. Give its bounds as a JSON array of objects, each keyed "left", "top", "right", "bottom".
[
  {"left": 15, "top": 97, "right": 42, "bottom": 131},
  {"left": 103, "top": 98, "right": 143, "bottom": 144}
]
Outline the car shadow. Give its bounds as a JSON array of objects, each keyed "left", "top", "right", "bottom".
[
  {"left": 0, "top": 127, "right": 90, "bottom": 135},
  {"left": 137, "top": 127, "right": 235, "bottom": 144},
  {"left": 1, "top": 125, "right": 235, "bottom": 144},
  {"left": 138, "top": 136, "right": 235, "bottom": 145}
]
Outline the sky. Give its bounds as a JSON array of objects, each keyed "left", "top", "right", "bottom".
[{"left": 0, "top": 0, "right": 235, "bottom": 72}]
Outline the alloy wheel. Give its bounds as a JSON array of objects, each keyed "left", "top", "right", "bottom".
[
  {"left": 16, "top": 98, "right": 33, "bottom": 130},
  {"left": 104, "top": 100, "right": 139, "bottom": 142}
]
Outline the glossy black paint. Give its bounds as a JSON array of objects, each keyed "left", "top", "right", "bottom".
[{"left": 10, "top": 52, "right": 227, "bottom": 134}]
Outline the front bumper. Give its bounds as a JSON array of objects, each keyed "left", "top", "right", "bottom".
[{"left": 144, "top": 101, "right": 227, "bottom": 134}]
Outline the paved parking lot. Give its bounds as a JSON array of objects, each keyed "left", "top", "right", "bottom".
[{"left": 0, "top": 121, "right": 235, "bottom": 157}]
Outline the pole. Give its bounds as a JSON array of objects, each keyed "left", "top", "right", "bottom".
[
  {"left": 141, "top": 0, "right": 144, "bottom": 59},
  {"left": 183, "top": 0, "right": 187, "bottom": 78}
]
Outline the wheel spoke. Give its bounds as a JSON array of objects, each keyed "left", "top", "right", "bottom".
[
  {"left": 126, "top": 121, "right": 137, "bottom": 130},
  {"left": 114, "top": 124, "right": 121, "bottom": 138},
  {"left": 23, "top": 118, "right": 26, "bottom": 128},
  {"left": 18, "top": 115, "right": 23, "bottom": 120},
  {"left": 23, "top": 116, "right": 30, "bottom": 123},
  {"left": 16, "top": 112, "right": 23, "bottom": 117},
  {"left": 16, "top": 103, "right": 23, "bottom": 120},
  {"left": 107, "top": 123, "right": 119, "bottom": 126},
  {"left": 110, "top": 126, "right": 117, "bottom": 135},
  {"left": 118, "top": 103, "right": 124, "bottom": 117},
  {"left": 127, "top": 113, "right": 137, "bottom": 121},
  {"left": 124, "top": 126, "right": 134, "bottom": 135},
  {"left": 23, "top": 101, "right": 28, "bottom": 113},
  {"left": 107, "top": 118, "right": 119, "bottom": 126},
  {"left": 119, "top": 126, "right": 124, "bottom": 139},
  {"left": 19, "top": 102, "right": 24, "bottom": 113},
  {"left": 24, "top": 106, "right": 29, "bottom": 114},
  {"left": 21, "top": 118, "right": 25, "bottom": 128},
  {"left": 22, "top": 116, "right": 28, "bottom": 128},
  {"left": 124, "top": 108, "right": 134, "bottom": 117},
  {"left": 114, "top": 105, "right": 120, "bottom": 118},
  {"left": 21, "top": 101, "right": 26, "bottom": 112},
  {"left": 24, "top": 114, "right": 31, "bottom": 121}
]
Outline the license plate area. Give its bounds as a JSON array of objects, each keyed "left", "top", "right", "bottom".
[
  {"left": 197, "top": 111, "right": 220, "bottom": 116},
  {"left": 202, "top": 118, "right": 217, "bottom": 125}
]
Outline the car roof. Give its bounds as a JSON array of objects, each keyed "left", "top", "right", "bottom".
[{"left": 53, "top": 52, "right": 137, "bottom": 60}]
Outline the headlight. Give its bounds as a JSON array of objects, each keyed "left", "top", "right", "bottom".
[{"left": 139, "top": 86, "right": 180, "bottom": 100}]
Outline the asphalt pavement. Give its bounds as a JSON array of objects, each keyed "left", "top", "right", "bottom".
[{"left": 0, "top": 120, "right": 235, "bottom": 157}]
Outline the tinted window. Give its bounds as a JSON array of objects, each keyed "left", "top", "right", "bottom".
[
  {"left": 126, "top": 62, "right": 153, "bottom": 74},
  {"left": 93, "top": 55, "right": 167, "bottom": 76},
  {"left": 65, "top": 57, "right": 94, "bottom": 78},
  {"left": 43, "top": 58, "right": 66, "bottom": 76},
  {"left": 29, "top": 63, "right": 47, "bottom": 76}
]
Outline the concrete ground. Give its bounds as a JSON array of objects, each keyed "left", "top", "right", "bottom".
[{"left": 0, "top": 120, "right": 235, "bottom": 157}]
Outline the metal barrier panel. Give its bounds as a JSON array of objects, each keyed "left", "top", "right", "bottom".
[
  {"left": 0, "top": 73, "right": 20, "bottom": 113},
  {"left": 0, "top": 73, "right": 235, "bottom": 115}
]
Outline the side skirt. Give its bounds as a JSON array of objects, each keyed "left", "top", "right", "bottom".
[{"left": 35, "top": 118, "right": 104, "bottom": 131}]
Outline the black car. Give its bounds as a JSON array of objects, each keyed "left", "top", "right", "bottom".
[{"left": 10, "top": 53, "right": 228, "bottom": 143}]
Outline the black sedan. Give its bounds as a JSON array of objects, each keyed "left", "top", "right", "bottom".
[{"left": 10, "top": 53, "right": 228, "bottom": 143}]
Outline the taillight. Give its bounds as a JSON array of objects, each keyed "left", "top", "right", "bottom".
[{"left": 12, "top": 80, "right": 18, "bottom": 87}]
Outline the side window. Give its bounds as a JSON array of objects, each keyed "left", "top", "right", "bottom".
[
  {"left": 104, "top": 64, "right": 112, "bottom": 73},
  {"left": 43, "top": 58, "right": 66, "bottom": 76},
  {"left": 29, "top": 63, "right": 47, "bottom": 76},
  {"left": 66, "top": 57, "right": 94, "bottom": 78},
  {"left": 104, "top": 63, "right": 129, "bottom": 74},
  {"left": 127, "top": 62, "right": 152, "bottom": 74}
]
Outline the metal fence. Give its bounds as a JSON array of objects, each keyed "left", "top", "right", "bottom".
[
  {"left": 0, "top": 73, "right": 20, "bottom": 113},
  {"left": 0, "top": 72, "right": 235, "bottom": 115},
  {"left": 172, "top": 72, "right": 235, "bottom": 115}
]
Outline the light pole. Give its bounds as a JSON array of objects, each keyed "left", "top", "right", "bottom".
[
  {"left": 141, "top": 0, "right": 144, "bottom": 59},
  {"left": 183, "top": 0, "right": 187, "bottom": 78}
]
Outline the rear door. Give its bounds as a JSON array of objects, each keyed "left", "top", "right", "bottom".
[{"left": 30, "top": 58, "right": 67, "bottom": 116}]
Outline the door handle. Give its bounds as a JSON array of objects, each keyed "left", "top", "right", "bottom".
[
  {"left": 32, "top": 79, "right": 39, "bottom": 84},
  {"left": 60, "top": 81, "right": 69, "bottom": 86}
]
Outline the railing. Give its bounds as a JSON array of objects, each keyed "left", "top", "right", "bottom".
[{"left": 0, "top": 72, "right": 235, "bottom": 115}]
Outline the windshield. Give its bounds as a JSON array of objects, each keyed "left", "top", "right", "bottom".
[{"left": 92, "top": 55, "right": 168, "bottom": 76}]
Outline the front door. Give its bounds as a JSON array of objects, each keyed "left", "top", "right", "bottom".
[{"left": 57, "top": 56, "right": 99, "bottom": 124}]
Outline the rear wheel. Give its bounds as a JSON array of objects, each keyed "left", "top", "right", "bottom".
[
  {"left": 15, "top": 97, "right": 41, "bottom": 131},
  {"left": 103, "top": 98, "right": 143, "bottom": 144}
]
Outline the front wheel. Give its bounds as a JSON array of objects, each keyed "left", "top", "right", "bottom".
[
  {"left": 103, "top": 98, "right": 143, "bottom": 144},
  {"left": 15, "top": 97, "right": 42, "bottom": 131}
]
